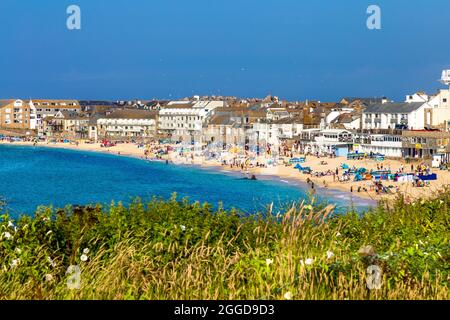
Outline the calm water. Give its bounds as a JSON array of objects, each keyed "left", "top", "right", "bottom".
[{"left": 0, "top": 145, "right": 374, "bottom": 217}]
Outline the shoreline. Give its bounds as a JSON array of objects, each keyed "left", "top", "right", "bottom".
[
  {"left": 2, "top": 140, "right": 449, "bottom": 205},
  {"left": 0, "top": 141, "right": 377, "bottom": 207}
]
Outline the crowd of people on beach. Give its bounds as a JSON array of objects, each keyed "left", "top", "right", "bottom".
[{"left": 3, "top": 134, "right": 448, "bottom": 202}]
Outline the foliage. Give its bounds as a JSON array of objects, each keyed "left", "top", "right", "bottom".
[{"left": 0, "top": 192, "right": 448, "bottom": 300}]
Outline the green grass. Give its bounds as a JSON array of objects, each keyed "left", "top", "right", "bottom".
[{"left": 0, "top": 192, "right": 448, "bottom": 300}]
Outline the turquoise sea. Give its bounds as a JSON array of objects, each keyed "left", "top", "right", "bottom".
[{"left": 0, "top": 145, "right": 375, "bottom": 217}]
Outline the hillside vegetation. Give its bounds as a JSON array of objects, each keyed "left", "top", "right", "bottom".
[{"left": 0, "top": 193, "right": 449, "bottom": 299}]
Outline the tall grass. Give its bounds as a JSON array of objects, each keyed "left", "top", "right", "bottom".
[{"left": 0, "top": 192, "right": 448, "bottom": 300}]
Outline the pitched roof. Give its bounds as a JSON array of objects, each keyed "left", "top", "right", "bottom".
[
  {"left": 364, "top": 102, "right": 424, "bottom": 114},
  {"left": 162, "top": 103, "right": 195, "bottom": 109},
  {"left": 341, "top": 97, "right": 385, "bottom": 105},
  {"left": 272, "top": 115, "right": 304, "bottom": 124},
  {"left": 103, "top": 109, "right": 157, "bottom": 120},
  {"left": 0, "top": 100, "right": 15, "bottom": 108},
  {"left": 208, "top": 115, "right": 235, "bottom": 126},
  {"left": 331, "top": 113, "right": 360, "bottom": 124}
]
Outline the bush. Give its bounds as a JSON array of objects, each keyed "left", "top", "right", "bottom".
[{"left": 0, "top": 192, "right": 448, "bottom": 300}]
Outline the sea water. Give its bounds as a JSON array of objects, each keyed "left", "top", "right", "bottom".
[{"left": 0, "top": 145, "right": 374, "bottom": 217}]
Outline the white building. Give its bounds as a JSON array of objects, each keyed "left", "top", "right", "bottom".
[
  {"left": 296, "top": 129, "right": 352, "bottom": 156},
  {"left": 329, "top": 112, "right": 361, "bottom": 130},
  {"left": 252, "top": 117, "right": 304, "bottom": 148},
  {"left": 353, "top": 134, "right": 403, "bottom": 158},
  {"left": 158, "top": 100, "right": 224, "bottom": 142},
  {"left": 362, "top": 102, "right": 428, "bottom": 130},
  {"left": 97, "top": 109, "right": 158, "bottom": 140},
  {"left": 363, "top": 91, "right": 450, "bottom": 131}
]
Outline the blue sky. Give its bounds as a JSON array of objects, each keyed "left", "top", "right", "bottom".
[{"left": 0, "top": 0, "right": 449, "bottom": 101}]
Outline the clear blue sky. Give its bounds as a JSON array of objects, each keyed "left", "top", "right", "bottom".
[{"left": 0, "top": 0, "right": 449, "bottom": 101}]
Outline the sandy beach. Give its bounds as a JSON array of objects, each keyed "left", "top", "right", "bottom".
[{"left": 2, "top": 140, "right": 450, "bottom": 203}]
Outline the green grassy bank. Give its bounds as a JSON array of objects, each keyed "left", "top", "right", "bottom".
[{"left": 0, "top": 193, "right": 448, "bottom": 300}]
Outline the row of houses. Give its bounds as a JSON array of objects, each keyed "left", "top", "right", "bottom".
[{"left": 1, "top": 71, "right": 449, "bottom": 160}]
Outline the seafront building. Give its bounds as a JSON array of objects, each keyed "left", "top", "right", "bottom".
[
  {"left": 362, "top": 90, "right": 450, "bottom": 130},
  {"left": 0, "top": 99, "right": 31, "bottom": 131},
  {"left": 1, "top": 70, "right": 450, "bottom": 163},
  {"left": 97, "top": 109, "right": 158, "bottom": 140},
  {"left": 158, "top": 100, "right": 225, "bottom": 143}
]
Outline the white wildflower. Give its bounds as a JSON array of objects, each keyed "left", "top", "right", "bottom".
[
  {"left": 336, "top": 232, "right": 342, "bottom": 237},
  {"left": 284, "top": 292, "right": 293, "bottom": 300},
  {"left": 10, "top": 258, "right": 20, "bottom": 268},
  {"left": 326, "top": 250, "right": 335, "bottom": 259},
  {"left": 7, "top": 221, "right": 14, "bottom": 228},
  {"left": 15, "top": 248, "right": 22, "bottom": 254},
  {"left": 83, "top": 248, "right": 90, "bottom": 254},
  {"left": 80, "top": 254, "right": 88, "bottom": 262},
  {"left": 180, "top": 225, "right": 186, "bottom": 231},
  {"left": 47, "top": 256, "right": 56, "bottom": 267},
  {"left": 45, "top": 274, "right": 54, "bottom": 282},
  {"left": 2, "top": 231, "right": 12, "bottom": 240},
  {"left": 305, "top": 258, "right": 314, "bottom": 265},
  {"left": 265, "top": 259, "right": 273, "bottom": 266}
]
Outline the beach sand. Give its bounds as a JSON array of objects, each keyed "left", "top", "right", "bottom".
[{"left": 2, "top": 140, "right": 449, "bottom": 203}]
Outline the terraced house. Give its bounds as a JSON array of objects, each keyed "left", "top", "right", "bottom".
[{"left": 96, "top": 109, "right": 158, "bottom": 140}]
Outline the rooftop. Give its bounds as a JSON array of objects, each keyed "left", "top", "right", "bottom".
[
  {"left": 364, "top": 102, "right": 424, "bottom": 114},
  {"left": 103, "top": 109, "right": 158, "bottom": 120}
]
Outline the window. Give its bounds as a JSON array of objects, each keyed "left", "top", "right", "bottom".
[{"left": 444, "top": 98, "right": 448, "bottom": 103}]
